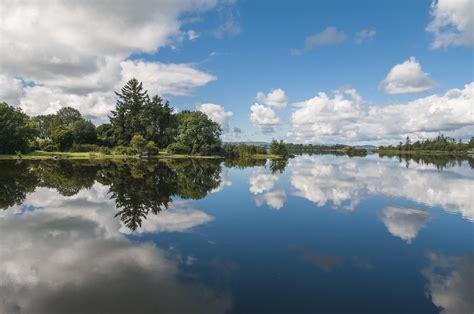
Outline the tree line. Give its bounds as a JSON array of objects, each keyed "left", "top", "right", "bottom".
[
  {"left": 0, "top": 78, "right": 291, "bottom": 158},
  {"left": 378, "top": 135, "right": 474, "bottom": 153},
  {"left": 286, "top": 143, "right": 367, "bottom": 156}
]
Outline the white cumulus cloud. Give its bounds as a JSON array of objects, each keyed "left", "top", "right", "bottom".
[
  {"left": 289, "top": 83, "right": 474, "bottom": 143},
  {"left": 380, "top": 57, "right": 435, "bottom": 94},
  {"left": 0, "top": 0, "right": 218, "bottom": 120},
  {"left": 426, "top": 0, "right": 474, "bottom": 48},
  {"left": 197, "top": 103, "right": 233, "bottom": 131},
  {"left": 250, "top": 103, "right": 280, "bottom": 133},
  {"left": 255, "top": 88, "right": 288, "bottom": 108},
  {"left": 121, "top": 60, "right": 216, "bottom": 97}
]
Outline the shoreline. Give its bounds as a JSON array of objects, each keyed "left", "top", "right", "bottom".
[
  {"left": 377, "top": 150, "right": 472, "bottom": 156},
  {"left": 0, "top": 151, "right": 284, "bottom": 161}
]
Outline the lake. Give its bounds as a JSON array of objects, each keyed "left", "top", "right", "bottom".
[{"left": 1, "top": 154, "right": 473, "bottom": 314}]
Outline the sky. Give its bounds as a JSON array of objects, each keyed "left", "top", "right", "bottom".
[{"left": 0, "top": 0, "right": 473, "bottom": 145}]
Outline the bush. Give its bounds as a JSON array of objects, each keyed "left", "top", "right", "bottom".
[
  {"left": 145, "top": 141, "right": 159, "bottom": 156},
  {"left": 38, "top": 138, "right": 54, "bottom": 150},
  {"left": 112, "top": 145, "right": 133, "bottom": 155},
  {"left": 42, "top": 144, "right": 59, "bottom": 152},
  {"left": 166, "top": 143, "right": 191, "bottom": 154},
  {"left": 28, "top": 139, "right": 40, "bottom": 151},
  {"left": 130, "top": 134, "right": 147, "bottom": 154},
  {"left": 52, "top": 128, "right": 74, "bottom": 151},
  {"left": 270, "top": 140, "right": 289, "bottom": 156}
]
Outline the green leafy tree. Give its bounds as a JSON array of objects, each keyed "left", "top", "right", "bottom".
[
  {"left": 32, "top": 114, "right": 59, "bottom": 139},
  {"left": 0, "top": 103, "right": 38, "bottom": 153},
  {"left": 56, "top": 107, "right": 82, "bottom": 126},
  {"left": 96, "top": 123, "right": 115, "bottom": 147},
  {"left": 52, "top": 127, "right": 74, "bottom": 151},
  {"left": 175, "top": 111, "right": 222, "bottom": 155},
  {"left": 130, "top": 134, "right": 147, "bottom": 154},
  {"left": 71, "top": 119, "right": 97, "bottom": 144},
  {"left": 270, "top": 139, "right": 289, "bottom": 156},
  {"left": 166, "top": 142, "right": 191, "bottom": 154},
  {"left": 145, "top": 141, "right": 159, "bottom": 156},
  {"left": 141, "top": 95, "right": 178, "bottom": 147}
]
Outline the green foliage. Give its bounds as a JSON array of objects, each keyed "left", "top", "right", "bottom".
[
  {"left": 166, "top": 142, "right": 191, "bottom": 154},
  {"left": 270, "top": 139, "right": 289, "bottom": 156},
  {"left": 141, "top": 95, "right": 178, "bottom": 148},
  {"left": 110, "top": 78, "right": 150, "bottom": 145},
  {"left": 96, "top": 123, "right": 115, "bottom": 147},
  {"left": 112, "top": 145, "right": 134, "bottom": 155},
  {"left": 31, "top": 106, "right": 96, "bottom": 151},
  {"left": 52, "top": 128, "right": 74, "bottom": 151},
  {"left": 145, "top": 141, "right": 159, "bottom": 156},
  {"left": 109, "top": 79, "right": 179, "bottom": 148},
  {"left": 223, "top": 143, "right": 267, "bottom": 158},
  {"left": 269, "top": 159, "right": 288, "bottom": 173},
  {"left": 175, "top": 111, "right": 222, "bottom": 155},
  {"left": 342, "top": 146, "right": 367, "bottom": 156},
  {"left": 379, "top": 134, "right": 470, "bottom": 153},
  {"left": 97, "top": 159, "right": 221, "bottom": 230},
  {"left": 55, "top": 107, "right": 82, "bottom": 126},
  {"left": 32, "top": 114, "right": 59, "bottom": 139},
  {"left": 0, "top": 161, "right": 39, "bottom": 209},
  {"left": 71, "top": 119, "right": 97, "bottom": 144},
  {"left": 0, "top": 103, "right": 38, "bottom": 154},
  {"left": 130, "top": 134, "right": 147, "bottom": 155}
]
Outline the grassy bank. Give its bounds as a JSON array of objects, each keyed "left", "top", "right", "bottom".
[{"left": 0, "top": 150, "right": 284, "bottom": 160}]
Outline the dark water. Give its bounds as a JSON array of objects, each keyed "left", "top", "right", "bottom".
[{"left": 0, "top": 154, "right": 473, "bottom": 314}]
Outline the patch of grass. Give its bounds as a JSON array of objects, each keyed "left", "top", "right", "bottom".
[{"left": 253, "top": 154, "right": 282, "bottom": 159}]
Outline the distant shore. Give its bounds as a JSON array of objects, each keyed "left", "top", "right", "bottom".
[{"left": 377, "top": 149, "right": 473, "bottom": 156}]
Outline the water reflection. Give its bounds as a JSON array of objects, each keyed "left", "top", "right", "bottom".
[
  {"left": 379, "top": 207, "right": 431, "bottom": 243},
  {"left": 423, "top": 253, "right": 474, "bottom": 314},
  {"left": 0, "top": 154, "right": 472, "bottom": 313},
  {"left": 287, "top": 155, "right": 474, "bottom": 221},
  {"left": 0, "top": 159, "right": 223, "bottom": 230},
  {"left": 0, "top": 184, "right": 230, "bottom": 314},
  {"left": 378, "top": 152, "right": 474, "bottom": 171}
]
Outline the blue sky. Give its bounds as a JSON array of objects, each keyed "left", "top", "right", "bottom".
[{"left": 1, "top": 0, "right": 473, "bottom": 144}]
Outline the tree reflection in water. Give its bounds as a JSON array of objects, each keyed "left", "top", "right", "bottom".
[
  {"left": 1, "top": 153, "right": 471, "bottom": 228},
  {"left": 0, "top": 159, "right": 223, "bottom": 230}
]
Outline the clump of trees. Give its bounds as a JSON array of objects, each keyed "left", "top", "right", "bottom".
[
  {"left": 379, "top": 135, "right": 473, "bottom": 153},
  {"left": 0, "top": 78, "right": 294, "bottom": 158},
  {"left": 0, "top": 79, "right": 224, "bottom": 156},
  {"left": 0, "top": 103, "right": 38, "bottom": 154},
  {"left": 31, "top": 107, "right": 98, "bottom": 152},
  {"left": 223, "top": 143, "right": 267, "bottom": 159},
  {"left": 269, "top": 140, "right": 289, "bottom": 157}
]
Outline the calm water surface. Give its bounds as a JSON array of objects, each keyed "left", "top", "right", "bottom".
[{"left": 1, "top": 154, "right": 473, "bottom": 313}]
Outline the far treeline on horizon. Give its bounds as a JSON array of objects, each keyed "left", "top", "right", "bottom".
[{"left": 1, "top": 78, "right": 473, "bottom": 158}]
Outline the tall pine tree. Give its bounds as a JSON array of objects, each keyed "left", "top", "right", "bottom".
[{"left": 110, "top": 78, "right": 149, "bottom": 145}]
